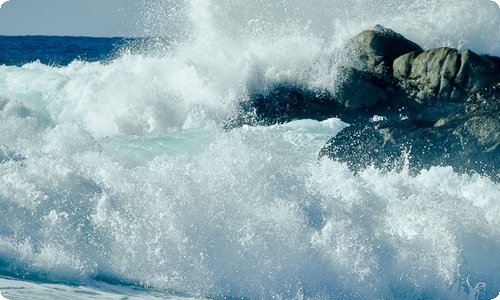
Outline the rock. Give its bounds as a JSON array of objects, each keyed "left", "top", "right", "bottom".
[
  {"left": 334, "top": 67, "right": 388, "bottom": 109},
  {"left": 458, "top": 116, "right": 500, "bottom": 151},
  {"left": 319, "top": 114, "right": 500, "bottom": 179},
  {"left": 317, "top": 26, "right": 500, "bottom": 180},
  {"left": 318, "top": 123, "right": 404, "bottom": 172},
  {"left": 466, "top": 82, "right": 500, "bottom": 114},
  {"left": 229, "top": 25, "right": 500, "bottom": 180},
  {"left": 346, "top": 25, "right": 424, "bottom": 76},
  {"left": 232, "top": 25, "right": 500, "bottom": 127},
  {"left": 455, "top": 49, "right": 500, "bottom": 93},
  {"left": 394, "top": 48, "right": 500, "bottom": 104},
  {"left": 394, "top": 47, "right": 461, "bottom": 103},
  {"left": 226, "top": 83, "right": 339, "bottom": 127}
]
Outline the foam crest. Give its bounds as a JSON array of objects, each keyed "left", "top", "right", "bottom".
[
  {"left": 1, "top": 116, "right": 500, "bottom": 299},
  {"left": 309, "top": 160, "right": 500, "bottom": 299},
  {"left": 0, "top": 57, "right": 237, "bottom": 137},
  {"left": 0, "top": 119, "right": 343, "bottom": 298},
  {"left": 1, "top": 0, "right": 498, "bottom": 139},
  {"left": 141, "top": 0, "right": 500, "bottom": 54},
  {"left": 1, "top": 1, "right": 500, "bottom": 299}
]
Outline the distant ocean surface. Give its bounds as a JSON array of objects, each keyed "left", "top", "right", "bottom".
[
  {"left": 0, "top": 36, "right": 134, "bottom": 67},
  {"left": 1, "top": 0, "right": 500, "bottom": 299}
]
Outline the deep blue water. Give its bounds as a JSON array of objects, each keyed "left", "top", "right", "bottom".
[{"left": 0, "top": 36, "right": 135, "bottom": 66}]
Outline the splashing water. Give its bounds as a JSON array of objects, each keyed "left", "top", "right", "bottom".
[{"left": 1, "top": 0, "right": 500, "bottom": 299}]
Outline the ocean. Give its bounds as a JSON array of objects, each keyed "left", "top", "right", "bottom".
[{"left": 1, "top": 0, "right": 500, "bottom": 299}]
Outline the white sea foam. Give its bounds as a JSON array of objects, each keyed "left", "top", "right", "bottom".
[
  {"left": 1, "top": 114, "right": 499, "bottom": 299},
  {"left": 0, "top": 276, "right": 182, "bottom": 299},
  {"left": 0, "top": 0, "right": 500, "bottom": 299}
]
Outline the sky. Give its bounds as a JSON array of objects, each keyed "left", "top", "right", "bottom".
[
  {"left": 0, "top": 0, "right": 499, "bottom": 37},
  {"left": 0, "top": 0, "right": 141, "bottom": 37}
]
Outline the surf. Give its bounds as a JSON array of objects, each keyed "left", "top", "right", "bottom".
[{"left": 1, "top": 0, "right": 500, "bottom": 299}]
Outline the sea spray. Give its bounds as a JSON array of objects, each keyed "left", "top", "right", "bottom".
[
  {"left": 1, "top": 0, "right": 500, "bottom": 299},
  {"left": 2, "top": 114, "right": 500, "bottom": 298}
]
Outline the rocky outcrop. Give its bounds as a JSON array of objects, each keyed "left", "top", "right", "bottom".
[
  {"left": 334, "top": 67, "right": 390, "bottom": 109},
  {"left": 319, "top": 113, "right": 500, "bottom": 180},
  {"left": 225, "top": 83, "right": 340, "bottom": 128},
  {"left": 317, "top": 26, "right": 500, "bottom": 180},
  {"left": 335, "top": 26, "right": 500, "bottom": 122},
  {"left": 345, "top": 24, "right": 424, "bottom": 76},
  {"left": 230, "top": 25, "right": 500, "bottom": 180},
  {"left": 393, "top": 47, "right": 500, "bottom": 104}
]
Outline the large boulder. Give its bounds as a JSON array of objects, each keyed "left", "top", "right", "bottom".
[
  {"left": 345, "top": 24, "right": 423, "bottom": 76},
  {"left": 456, "top": 50, "right": 500, "bottom": 92},
  {"left": 232, "top": 25, "right": 500, "bottom": 127},
  {"left": 320, "top": 26, "right": 500, "bottom": 180},
  {"left": 394, "top": 48, "right": 500, "bottom": 104},
  {"left": 333, "top": 25, "right": 424, "bottom": 111},
  {"left": 226, "top": 83, "right": 340, "bottom": 127},
  {"left": 394, "top": 47, "right": 461, "bottom": 102},
  {"left": 319, "top": 113, "right": 500, "bottom": 180},
  {"left": 229, "top": 25, "right": 500, "bottom": 180},
  {"left": 230, "top": 25, "right": 425, "bottom": 126},
  {"left": 334, "top": 67, "right": 388, "bottom": 109}
]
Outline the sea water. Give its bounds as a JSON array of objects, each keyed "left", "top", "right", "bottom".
[{"left": 1, "top": 0, "right": 500, "bottom": 299}]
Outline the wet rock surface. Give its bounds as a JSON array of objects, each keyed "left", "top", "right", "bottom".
[{"left": 231, "top": 25, "right": 500, "bottom": 180}]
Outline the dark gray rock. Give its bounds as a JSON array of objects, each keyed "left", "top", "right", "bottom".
[
  {"left": 229, "top": 25, "right": 500, "bottom": 180},
  {"left": 466, "top": 82, "right": 500, "bottom": 114},
  {"left": 394, "top": 47, "right": 461, "bottom": 103},
  {"left": 232, "top": 25, "right": 500, "bottom": 127},
  {"left": 334, "top": 67, "right": 388, "bottom": 109},
  {"left": 226, "top": 83, "right": 340, "bottom": 128},
  {"left": 346, "top": 25, "right": 424, "bottom": 76},
  {"left": 317, "top": 26, "right": 500, "bottom": 180},
  {"left": 394, "top": 48, "right": 500, "bottom": 105},
  {"left": 456, "top": 49, "right": 500, "bottom": 92},
  {"left": 458, "top": 116, "right": 500, "bottom": 151},
  {"left": 319, "top": 113, "right": 500, "bottom": 180}
]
